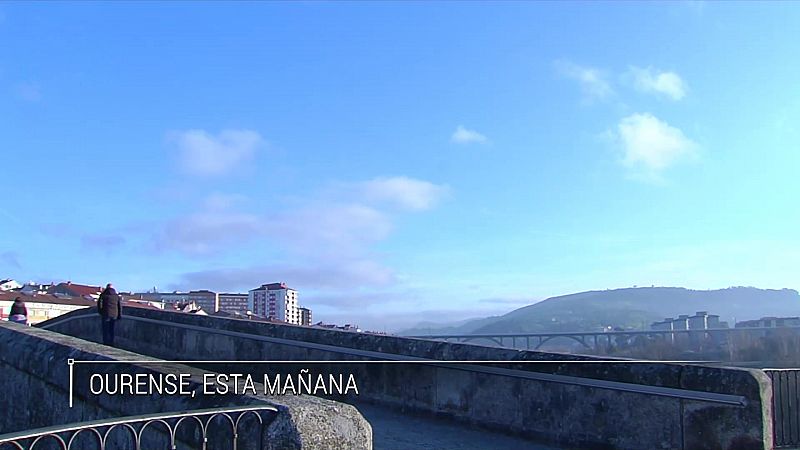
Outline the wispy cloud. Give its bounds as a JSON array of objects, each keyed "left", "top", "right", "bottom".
[
  {"left": 555, "top": 60, "right": 613, "bottom": 101},
  {"left": 613, "top": 113, "right": 699, "bottom": 179},
  {"left": 37, "top": 223, "right": 76, "bottom": 238},
  {"left": 81, "top": 234, "right": 126, "bottom": 253},
  {"left": 1, "top": 251, "right": 21, "bottom": 269},
  {"left": 149, "top": 193, "right": 396, "bottom": 258},
  {"left": 451, "top": 125, "right": 488, "bottom": 144},
  {"left": 152, "top": 211, "right": 264, "bottom": 255},
  {"left": 170, "top": 129, "right": 263, "bottom": 176},
  {"left": 302, "top": 291, "right": 409, "bottom": 309},
  {"left": 627, "top": 66, "right": 688, "bottom": 101},
  {"left": 173, "top": 259, "right": 396, "bottom": 293},
  {"left": 357, "top": 176, "right": 450, "bottom": 211},
  {"left": 150, "top": 177, "right": 449, "bottom": 307}
]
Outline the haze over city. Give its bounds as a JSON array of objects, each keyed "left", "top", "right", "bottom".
[{"left": 2, "top": 2, "right": 799, "bottom": 330}]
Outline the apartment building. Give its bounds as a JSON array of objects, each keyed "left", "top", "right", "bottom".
[
  {"left": 187, "top": 290, "right": 219, "bottom": 313},
  {"left": 248, "top": 282, "right": 300, "bottom": 324},
  {"left": 218, "top": 293, "right": 249, "bottom": 315},
  {"left": 299, "top": 307, "right": 312, "bottom": 326}
]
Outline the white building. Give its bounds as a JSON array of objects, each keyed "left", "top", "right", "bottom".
[
  {"left": 248, "top": 282, "right": 300, "bottom": 324},
  {"left": 0, "top": 279, "right": 22, "bottom": 291},
  {"left": 1, "top": 292, "right": 95, "bottom": 325}
]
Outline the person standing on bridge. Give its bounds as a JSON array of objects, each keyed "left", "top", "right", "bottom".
[{"left": 98, "top": 283, "right": 122, "bottom": 346}]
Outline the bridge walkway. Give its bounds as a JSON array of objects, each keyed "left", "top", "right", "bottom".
[{"left": 356, "top": 403, "right": 559, "bottom": 450}]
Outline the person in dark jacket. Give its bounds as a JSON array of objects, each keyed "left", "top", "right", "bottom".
[
  {"left": 98, "top": 283, "right": 122, "bottom": 346},
  {"left": 8, "top": 297, "right": 28, "bottom": 325}
]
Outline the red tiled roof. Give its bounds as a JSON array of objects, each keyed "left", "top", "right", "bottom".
[
  {"left": 122, "top": 300, "right": 161, "bottom": 310},
  {"left": 51, "top": 282, "right": 101, "bottom": 297},
  {"left": 0, "top": 291, "right": 95, "bottom": 307}
]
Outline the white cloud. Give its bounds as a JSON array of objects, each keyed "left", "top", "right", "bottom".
[
  {"left": 150, "top": 176, "right": 449, "bottom": 307},
  {"left": 149, "top": 187, "right": 416, "bottom": 258},
  {"left": 152, "top": 211, "right": 264, "bottom": 255},
  {"left": 358, "top": 176, "right": 450, "bottom": 211},
  {"left": 264, "top": 203, "right": 394, "bottom": 257},
  {"left": 174, "top": 259, "right": 396, "bottom": 292},
  {"left": 451, "top": 125, "right": 488, "bottom": 144},
  {"left": 555, "top": 60, "right": 613, "bottom": 101},
  {"left": 615, "top": 113, "right": 698, "bottom": 176},
  {"left": 628, "top": 66, "right": 687, "bottom": 101},
  {"left": 171, "top": 129, "right": 263, "bottom": 176}
]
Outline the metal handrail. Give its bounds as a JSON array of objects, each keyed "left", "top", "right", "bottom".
[
  {"left": 764, "top": 369, "right": 800, "bottom": 448},
  {"left": 40, "top": 312, "right": 748, "bottom": 406},
  {"left": 0, "top": 405, "right": 278, "bottom": 450}
]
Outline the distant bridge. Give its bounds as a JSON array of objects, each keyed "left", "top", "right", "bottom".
[{"left": 409, "top": 326, "right": 800, "bottom": 351}]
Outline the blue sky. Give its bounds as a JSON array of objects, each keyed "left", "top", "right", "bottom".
[{"left": 2, "top": 2, "right": 799, "bottom": 330}]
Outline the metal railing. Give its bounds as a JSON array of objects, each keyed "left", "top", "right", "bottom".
[
  {"left": 0, "top": 405, "right": 278, "bottom": 450},
  {"left": 765, "top": 369, "right": 800, "bottom": 448}
]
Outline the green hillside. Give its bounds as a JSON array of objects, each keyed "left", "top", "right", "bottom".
[{"left": 400, "top": 287, "right": 800, "bottom": 335}]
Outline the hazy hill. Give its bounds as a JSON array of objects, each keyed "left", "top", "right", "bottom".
[
  {"left": 398, "top": 316, "right": 500, "bottom": 336},
  {"left": 400, "top": 287, "right": 800, "bottom": 335}
]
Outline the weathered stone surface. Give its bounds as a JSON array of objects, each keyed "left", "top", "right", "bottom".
[
  {"left": 0, "top": 321, "right": 372, "bottom": 449},
  {"left": 41, "top": 307, "right": 773, "bottom": 450}
]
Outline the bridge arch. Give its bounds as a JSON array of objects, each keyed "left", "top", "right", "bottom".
[
  {"left": 460, "top": 336, "right": 504, "bottom": 346},
  {"left": 534, "top": 335, "right": 592, "bottom": 351}
]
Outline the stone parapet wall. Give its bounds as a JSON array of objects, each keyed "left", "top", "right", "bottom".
[
  {"left": 0, "top": 321, "right": 372, "bottom": 450},
  {"left": 43, "top": 307, "right": 772, "bottom": 450}
]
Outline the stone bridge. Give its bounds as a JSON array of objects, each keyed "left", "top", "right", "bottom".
[{"left": 1, "top": 307, "right": 778, "bottom": 450}]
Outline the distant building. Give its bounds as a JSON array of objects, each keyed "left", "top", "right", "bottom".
[
  {"left": 248, "top": 282, "right": 300, "bottom": 325},
  {"left": 0, "top": 279, "right": 21, "bottom": 291},
  {"left": 160, "top": 292, "right": 191, "bottom": 304},
  {"left": 688, "top": 311, "right": 721, "bottom": 330},
  {"left": 652, "top": 312, "right": 726, "bottom": 331},
  {"left": 50, "top": 281, "right": 102, "bottom": 300},
  {"left": 176, "top": 300, "right": 208, "bottom": 315},
  {"left": 299, "top": 307, "right": 312, "bottom": 326},
  {"left": 673, "top": 314, "right": 690, "bottom": 331},
  {"left": 651, "top": 318, "right": 675, "bottom": 332},
  {"left": 313, "top": 321, "right": 360, "bottom": 332},
  {"left": 121, "top": 298, "right": 165, "bottom": 309},
  {"left": 20, "top": 282, "right": 53, "bottom": 296},
  {"left": 187, "top": 290, "right": 218, "bottom": 313},
  {"left": 218, "top": 293, "right": 249, "bottom": 315},
  {"left": 736, "top": 317, "right": 800, "bottom": 328},
  {"left": 130, "top": 291, "right": 190, "bottom": 307}
]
